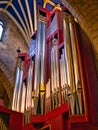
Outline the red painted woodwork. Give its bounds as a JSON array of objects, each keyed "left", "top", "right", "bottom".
[
  {"left": 31, "top": 103, "right": 70, "bottom": 130},
  {"left": 0, "top": 105, "right": 24, "bottom": 130},
  {"left": 18, "top": 53, "right": 30, "bottom": 81}
]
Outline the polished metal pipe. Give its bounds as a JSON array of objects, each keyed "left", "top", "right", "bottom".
[
  {"left": 63, "top": 12, "right": 75, "bottom": 114},
  {"left": 26, "top": 61, "right": 33, "bottom": 111},
  {"left": 69, "top": 17, "right": 83, "bottom": 114},
  {"left": 54, "top": 43, "right": 60, "bottom": 107},
  {"left": 16, "top": 61, "right": 24, "bottom": 112},
  {"left": 40, "top": 23, "right": 46, "bottom": 114},
  {"left": 33, "top": 21, "right": 42, "bottom": 114},
  {"left": 21, "top": 82, "right": 26, "bottom": 113},
  {"left": 12, "top": 61, "right": 20, "bottom": 111}
]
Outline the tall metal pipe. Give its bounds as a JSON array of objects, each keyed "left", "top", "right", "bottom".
[
  {"left": 26, "top": 61, "right": 33, "bottom": 111},
  {"left": 21, "top": 82, "right": 26, "bottom": 113},
  {"left": 54, "top": 41, "right": 60, "bottom": 107},
  {"left": 60, "top": 50, "right": 68, "bottom": 104},
  {"left": 51, "top": 47, "right": 55, "bottom": 109},
  {"left": 40, "top": 22, "right": 46, "bottom": 114},
  {"left": 33, "top": 21, "right": 42, "bottom": 114},
  {"left": 69, "top": 16, "right": 83, "bottom": 114},
  {"left": 16, "top": 61, "right": 24, "bottom": 112},
  {"left": 50, "top": 38, "right": 60, "bottom": 109},
  {"left": 63, "top": 12, "right": 75, "bottom": 114},
  {"left": 12, "top": 59, "right": 20, "bottom": 111}
]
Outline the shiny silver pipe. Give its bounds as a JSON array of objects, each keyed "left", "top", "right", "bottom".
[
  {"left": 45, "top": 79, "right": 51, "bottom": 113},
  {"left": 33, "top": 21, "right": 42, "bottom": 96},
  {"left": 21, "top": 82, "right": 26, "bottom": 113},
  {"left": 40, "top": 23, "right": 46, "bottom": 114},
  {"left": 12, "top": 59, "right": 21, "bottom": 111},
  {"left": 60, "top": 53, "right": 67, "bottom": 104},
  {"left": 51, "top": 47, "right": 55, "bottom": 109},
  {"left": 12, "top": 61, "right": 20, "bottom": 111},
  {"left": 54, "top": 43, "right": 60, "bottom": 107},
  {"left": 63, "top": 13, "right": 75, "bottom": 114},
  {"left": 26, "top": 61, "right": 33, "bottom": 111},
  {"left": 69, "top": 17, "right": 83, "bottom": 114},
  {"left": 51, "top": 39, "right": 60, "bottom": 109},
  {"left": 62, "top": 49, "right": 67, "bottom": 85},
  {"left": 40, "top": 23, "right": 46, "bottom": 85},
  {"left": 33, "top": 21, "right": 42, "bottom": 114},
  {"left": 62, "top": 49, "right": 68, "bottom": 103},
  {"left": 51, "top": 47, "right": 54, "bottom": 93},
  {"left": 16, "top": 61, "right": 24, "bottom": 112}
]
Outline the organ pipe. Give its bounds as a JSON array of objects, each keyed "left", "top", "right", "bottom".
[
  {"left": 21, "top": 82, "right": 26, "bottom": 113},
  {"left": 63, "top": 12, "right": 76, "bottom": 114},
  {"left": 26, "top": 61, "right": 34, "bottom": 111},
  {"left": 33, "top": 9, "right": 47, "bottom": 114},
  {"left": 69, "top": 16, "right": 83, "bottom": 114},
  {"left": 16, "top": 61, "right": 24, "bottom": 112},
  {"left": 51, "top": 39, "right": 60, "bottom": 109},
  {"left": 12, "top": 59, "right": 21, "bottom": 111},
  {"left": 33, "top": 21, "right": 42, "bottom": 114}
]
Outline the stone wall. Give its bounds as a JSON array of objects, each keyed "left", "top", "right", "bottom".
[{"left": 0, "top": 11, "right": 29, "bottom": 106}]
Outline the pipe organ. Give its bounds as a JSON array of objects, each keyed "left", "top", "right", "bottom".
[
  {"left": 12, "top": 6, "right": 85, "bottom": 116},
  {"left": 11, "top": 5, "right": 93, "bottom": 130}
]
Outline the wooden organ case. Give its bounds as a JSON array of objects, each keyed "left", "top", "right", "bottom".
[{"left": 0, "top": 5, "right": 96, "bottom": 130}]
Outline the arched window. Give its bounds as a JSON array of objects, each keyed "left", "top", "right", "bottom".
[{"left": 0, "top": 21, "right": 4, "bottom": 40}]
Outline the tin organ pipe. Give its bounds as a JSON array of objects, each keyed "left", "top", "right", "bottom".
[
  {"left": 51, "top": 48, "right": 54, "bottom": 93},
  {"left": 51, "top": 47, "right": 55, "bottom": 109},
  {"left": 46, "top": 79, "right": 50, "bottom": 99},
  {"left": 40, "top": 22, "right": 46, "bottom": 114},
  {"left": 54, "top": 42, "right": 60, "bottom": 107},
  {"left": 40, "top": 23, "right": 46, "bottom": 86},
  {"left": 33, "top": 21, "right": 42, "bottom": 114},
  {"left": 53, "top": 45, "right": 57, "bottom": 108},
  {"left": 26, "top": 61, "right": 33, "bottom": 111},
  {"left": 45, "top": 79, "right": 51, "bottom": 113},
  {"left": 51, "top": 39, "right": 60, "bottom": 109},
  {"left": 51, "top": 46, "right": 56, "bottom": 109},
  {"left": 16, "top": 61, "right": 24, "bottom": 112},
  {"left": 69, "top": 18, "right": 83, "bottom": 114},
  {"left": 33, "top": 17, "right": 46, "bottom": 114},
  {"left": 60, "top": 50, "right": 68, "bottom": 104},
  {"left": 62, "top": 49, "right": 68, "bottom": 85},
  {"left": 21, "top": 82, "right": 26, "bottom": 113},
  {"left": 12, "top": 59, "right": 21, "bottom": 111},
  {"left": 63, "top": 13, "right": 76, "bottom": 114},
  {"left": 60, "top": 57, "right": 64, "bottom": 104}
]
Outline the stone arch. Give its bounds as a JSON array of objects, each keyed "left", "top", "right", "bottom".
[{"left": 0, "top": 60, "right": 14, "bottom": 106}]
